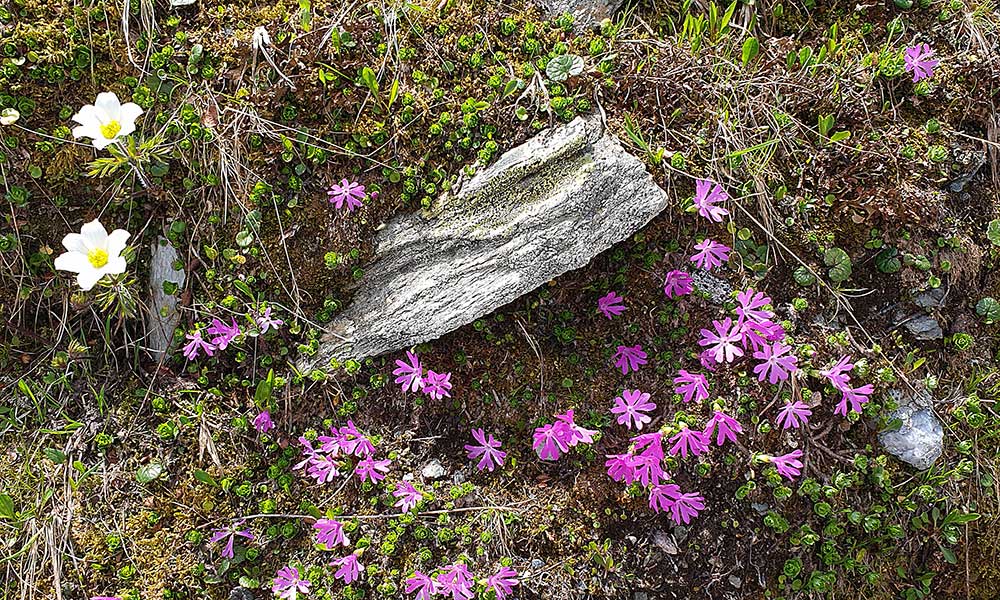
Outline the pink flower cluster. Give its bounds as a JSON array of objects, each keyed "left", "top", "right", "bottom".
[
  {"left": 604, "top": 432, "right": 707, "bottom": 525},
  {"left": 393, "top": 351, "right": 454, "bottom": 400},
  {"left": 294, "top": 421, "right": 392, "bottom": 485},
  {"left": 532, "top": 409, "right": 596, "bottom": 461},
  {"left": 182, "top": 307, "right": 284, "bottom": 361},
  {"left": 406, "top": 564, "right": 519, "bottom": 600},
  {"left": 696, "top": 288, "right": 797, "bottom": 386},
  {"left": 821, "top": 355, "right": 874, "bottom": 416}
]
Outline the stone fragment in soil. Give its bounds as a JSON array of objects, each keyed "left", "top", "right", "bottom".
[
  {"left": 146, "top": 237, "right": 185, "bottom": 359},
  {"left": 307, "top": 115, "right": 669, "bottom": 365},
  {"left": 421, "top": 459, "right": 447, "bottom": 480},
  {"left": 878, "top": 387, "right": 944, "bottom": 470},
  {"left": 535, "top": 0, "right": 624, "bottom": 31},
  {"left": 690, "top": 270, "right": 734, "bottom": 306}
]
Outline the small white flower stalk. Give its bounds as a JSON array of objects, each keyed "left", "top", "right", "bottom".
[
  {"left": 251, "top": 26, "right": 295, "bottom": 89},
  {"left": 72, "top": 92, "right": 143, "bottom": 150},
  {"left": 54, "top": 219, "right": 130, "bottom": 291}
]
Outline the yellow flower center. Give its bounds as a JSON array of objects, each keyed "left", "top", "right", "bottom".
[
  {"left": 99, "top": 120, "right": 121, "bottom": 140},
  {"left": 87, "top": 248, "right": 109, "bottom": 268}
]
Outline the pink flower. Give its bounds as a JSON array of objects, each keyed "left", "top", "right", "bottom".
[
  {"left": 331, "top": 553, "right": 362, "bottom": 584},
  {"left": 273, "top": 566, "right": 310, "bottom": 599},
  {"left": 405, "top": 571, "right": 436, "bottom": 600},
  {"left": 435, "top": 563, "right": 474, "bottom": 600},
  {"left": 752, "top": 341, "right": 798, "bottom": 385},
  {"left": 393, "top": 481, "right": 422, "bottom": 513},
  {"left": 293, "top": 436, "right": 319, "bottom": 471},
  {"left": 835, "top": 383, "right": 874, "bottom": 416},
  {"left": 632, "top": 432, "right": 667, "bottom": 486},
  {"left": 673, "top": 370, "right": 709, "bottom": 403},
  {"left": 209, "top": 520, "right": 254, "bottom": 559},
  {"left": 903, "top": 43, "right": 939, "bottom": 82},
  {"left": 769, "top": 449, "right": 804, "bottom": 480},
  {"left": 739, "top": 319, "right": 781, "bottom": 353},
  {"left": 393, "top": 351, "right": 424, "bottom": 393},
  {"left": 320, "top": 421, "right": 373, "bottom": 458},
  {"left": 306, "top": 453, "right": 342, "bottom": 484},
  {"left": 555, "top": 409, "right": 597, "bottom": 445},
  {"left": 663, "top": 270, "right": 694, "bottom": 298},
  {"left": 605, "top": 453, "right": 637, "bottom": 483},
  {"left": 532, "top": 421, "right": 571, "bottom": 461},
  {"left": 421, "top": 370, "right": 453, "bottom": 400},
  {"left": 648, "top": 482, "right": 681, "bottom": 513},
  {"left": 610, "top": 389, "right": 656, "bottom": 430},
  {"left": 668, "top": 427, "right": 710, "bottom": 458},
  {"left": 486, "top": 566, "right": 519, "bottom": 600},
  {"left": 668, "top": 491, "right": 705, "bottom": 524},
  {"left": 597, "top": 291, "right": 626, "bottom": 319},
  {"left": 821, "top": 355, "right": 854, "bottom": 390},
  {"left": 256, "top": 306, "right": 284, "bottom": 333},
  {"left": 736, "top": 288, "right": 773, "bottom": 324},
  {"left": 698, "top": 318, "right": 744, "bottom": 363},
  {"left": 253, "top": 410, "right": 274, "bottom": 433},
  {"left": 182, "top": 329, "right": 216, "bottom": 360},
  {"left": 313, "top": 518, "right": 349, "bottom": 548},
  {"left": 612, "top": 344, "right": 648, "bottom": 374},
  {"left": 91, "top": 597, "right": 122, "bottom": 600},
  {"left": 533, "top": 410, "right": 595, "bottom": 461},
  {"left": 354, "top": 456, "right": 391, "bottom": 483},
  {"left": 698, "top": 349, "right": 719, "bottom": 371},
  {"left": 464, "top": 428, "right": 507, "bottom": 472},
  {"left": 206, "top": 316, "right": 241, "bottom": 350},
  {"left": 693, "top": 178, "right": 730, "bottom": 222},
  {"left": 690, "top": 239, "right": 730, "bottom": 271},
  {"left": 775, "top": 400, "right": 812, "bottom": 430},
  {"left": 328, "top": 178, "right": 365, "bottom": 211},
  {"left": 703, "top": 410, "right": 742, "bottom": 446}
]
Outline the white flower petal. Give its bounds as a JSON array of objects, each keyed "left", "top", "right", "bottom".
[
  {"left": 91, "top": 136, "right": 114, "bottom": 150},
  {"left": 61, "top": 232, "right": 89, "bottom": 253},
  {"left": 54, "top": 251, "right": 90, "bottom": 274},
  {"left": 72, "top": 105, "right": 99, "bottom": 128},
  {"left": 119, "top": 103, "right": 143, "bottom": 126},
  {"left": 80, "top": 220, "right": 109, "bottom": 249},
  {"left": 105, "top": 229, "right": 130, "bottom": 258},
  {"left": 94, "top": 92, "right": 122, "bottom": 117},
  {"left": 76, "top": 268, "right": 103, "bottom": 291},
  {"left": 71, "top": 124, "right": 98, "bottom": 142},
  {"left": 103, "top": 255, "right": 127, "bottom": 276}
]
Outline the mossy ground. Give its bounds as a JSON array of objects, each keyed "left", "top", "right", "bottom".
[{"left": 2, "top": 0, "right": 1000, "bottom": 599}]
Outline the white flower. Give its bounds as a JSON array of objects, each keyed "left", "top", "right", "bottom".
[
  {"left": 54, "top": 220, "right": 130, "bottom": 291},
  {"left": 71, "top": 92, "right": 143, "bottom": 150},
  {"left": 0, "top": 108, "right": 19, "bottom": 126}
]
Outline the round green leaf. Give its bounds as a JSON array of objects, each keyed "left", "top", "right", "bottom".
[
  {"left": 976, "top": 297, "right": 1000, "bottom": 324},
  {"left": 823, "top": 247, "right": 853, "bottom": 282},
  {"left": 545, "top": 54, "right": 584, "bottom": 82}
]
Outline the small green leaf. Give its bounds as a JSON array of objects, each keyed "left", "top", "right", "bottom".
[
  {"left": 360, "top": 66, "right": 378, "bottom": 95},
  {"left": 741, "top": 37, "right": 759, "bottom": 65},
  {"left": 976, "top": 297, "right": 1000, "bottom": 324},
  {"left": 255, "top": 369, "right": 275, "bottom": 405},
  {"left": 793, "top": 266, "right": 816, "bottom": 286},
  {"left": 193, "top": 469, "right": 219, "bottom": 488},
  {"left": 0, "top": 494, "right": 14, "bottom": 519},
  {"left": 987, "top": 219, "right": 1000, "bottom": 246},
  {"left": 824, "top": 247, "right": 853, "bottom": 282},
  {"left": 545, "top": 54, "right": 584, "bottom": 82},
  {"left": 875, "top": 248, "right": 901, "bottom": 273},
  {"left": 136, "top": 462, "right": 164, "bottom": 484},
  {"left": 387, "top": 78, "right": 399, "bottom": 109},
  {"left": 43, "top": 448, "right": 66, "bottom": 463}
]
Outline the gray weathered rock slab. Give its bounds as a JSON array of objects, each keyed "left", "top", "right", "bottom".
[
  {"left": 309, "top": 115, "right": 669, "bottom": 365},
  {"left": 146, "top": 238, "right": 185, "bottom": 359},
  {"left": 537, "top": 0, "right": 624, "bottom": 30},
  {"left": 879, "top": 388, "right": 943, "bottom": 470}
]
